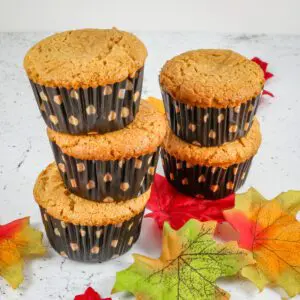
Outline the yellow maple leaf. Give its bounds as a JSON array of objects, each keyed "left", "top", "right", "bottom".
[
  {"left": 0, "top": 217, "right": 46, "bottom": 288},
  {"left": 146, "top": 97, "right": 165, "bottom": 114},
  {"left": 224, "top": 188, "right": 300, "bottom": 297}
]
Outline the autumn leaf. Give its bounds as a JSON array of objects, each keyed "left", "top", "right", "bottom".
[
  {"left": 146, "top": 174, "right": 235, "bottom": 230},
  {"left": 112, "top": 219, "right": 254, "bottom": 300},
  {"left": 0, "top": 217, "right": 46, "bottom": 288},
  {"left": 146, "top": 97, "right": 165, "bottom": 113},
  {"left": 262, "top": 90, "right": 274, "bottom": 97},
  {"left": 74, "top": 287, "right": 112, "bottom": 300},
  {"left": 251, "top": 57, "right": 274, "bottom": 81},
  {"left": 251, "top": 57, "right": 274, "bottom": 97},
  {"left": 224, "top": 188, "right": 300, "bottom": 297}
]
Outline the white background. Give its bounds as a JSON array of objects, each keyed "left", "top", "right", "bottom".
[{"left": 0, "top": 0, "right": 300, "bottom": 34}]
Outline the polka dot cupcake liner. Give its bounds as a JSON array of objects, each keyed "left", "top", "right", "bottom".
[
  {"left": 50, "top": 141, "right": 160, "bottom": 202},
  {"left": 30, "top": 68, "right": 144, "bottom": 134},
  {"left": 161, "top": 90, "right": 261, "bottom": 147},
  {"left": 161, "top": 149, "right": 253, "bottom": 200},
  {"left": 40, "top": 206, "right": 144, "bottom": 263}
]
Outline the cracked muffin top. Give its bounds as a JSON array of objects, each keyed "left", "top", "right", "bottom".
[
  {"left": 160, "top": 49, "right": 265, "bottom": 108},
  {"left": 24, "top": 28, "right": 147, "bottom": 88},
  {"left": 47, "top": 100, "right": 167, "bottom": 160},
  {"left": 162, "top": 118, "right": 261, "bottom": 168},
  {"left": 34, "top": 163, "right": 150, "bottom": 226}
]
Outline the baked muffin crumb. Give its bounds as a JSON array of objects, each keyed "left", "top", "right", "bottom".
[
  {"left": 160, "top": 49, "right": 264, "bottom": 108},
  {"left": 24, "top": 28, "right": 147, "bottom": 88}
]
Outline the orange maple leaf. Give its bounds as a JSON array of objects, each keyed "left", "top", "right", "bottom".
[
  {"left": 0, "top": 217, "right": 46, "bottom": 288},
  {"left": 146, "top": 97, "right": 165, "bottom": 114},
  {"left": 224, "top": 188, "right": 300, "bottom": 297}
]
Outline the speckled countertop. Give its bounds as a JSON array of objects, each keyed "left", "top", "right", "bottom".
[{"left": 0, "top": 32, "right": 300, "bottom": 300}]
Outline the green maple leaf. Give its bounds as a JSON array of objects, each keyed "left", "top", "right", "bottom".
[{"left": 112, "top": 219, "right": 254, "bottom": 300}]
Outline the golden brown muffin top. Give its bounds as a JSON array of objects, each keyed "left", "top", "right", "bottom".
[
  {"left": 163, "top": 119, "right": 261, "bottom": 168},
  {"left": 47, "top": 100, "right": 167, "bottom": 160},
  {"left": 160, "top": 49, "right": 265, "bottom": 108},
  {"left": 24, "top": 28, "right": 147, "bottom": 88},
  {"left": 34, "top": 163, "right": 150, "bottom": 226}
]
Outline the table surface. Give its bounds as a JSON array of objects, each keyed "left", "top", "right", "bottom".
[{"left": 0, "top": 31, "right": 300, "bottom": 300}]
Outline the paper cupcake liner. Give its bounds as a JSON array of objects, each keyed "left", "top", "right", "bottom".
[
  {"left": 161, "top": 149, "right": 253, "bottom": 200},
  {"left": 40, "top": 206, "right": 144, "bottom": 263},
  {"left": 50, "top": 141, "right": 160, "bottom": 202},
  {"left": 161, "top": 90, "right": 261, "bottom": 147},
  {"left": 30, "top": 68, "right": 144, "bottom": 134}
]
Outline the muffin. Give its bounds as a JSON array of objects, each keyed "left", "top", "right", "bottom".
[
  {"left": 24, "top": 28, "right": 147, "bottom": 134},
  {"left": 161, "top": 119, "right": 261, "bottom": 200},
  {"left": 34, "top": 163, "right": 149, "bottom": 262},
  {"left": 159, "top": 49, "right": 264, "bottom": 146},
  {"left": 47, "top": 100, "right": 167, "bottom": 202}
]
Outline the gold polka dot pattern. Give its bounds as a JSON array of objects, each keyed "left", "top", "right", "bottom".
[
  {"left": 39, "top": 206, "right": 144, "bottom": 263},
  {"left": 68, "top": 116, "right": 79, "bottom": 126},
  {"left": 162, "top": 91, "right": 261, "bottom": 147},
  {"left": 39, "top": 91, "right": 48, "bottom": 101},
  {"left": 30, "top": 68, "right": 144, "bottom": 135},
  {"left": 53, "top": 95, "right": 62, "bottom": 105},
  {"left": 103, "top": 173, "right": 113, "bottom": 182},
  {"left": 161, "top": 149, "right": 253, "bottom": 200},
  {"left": 86, "top": 105, "right": 97, "bottom": 115},
  {"left": 108, "top": 111, "right": 117, "bottom": 121},
  {"left": 103, "top": 86, "right": 113, "bottom": 96},
  {"left": 76, "top": 163, "right": 85, "bottom": 172},
  {"left": 51, "top": 141, "right": 159, "bottom": 202},
  {"left": 49, "top": 115, "right": 59, "bottom": 125}
]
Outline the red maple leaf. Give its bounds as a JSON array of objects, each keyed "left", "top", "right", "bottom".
[
  {"left": 145, "top": 174, "right": 235, "bottom": 230},
  {"left": 74, "top": 287, "right": 112, "bottom": 300},
  {"left": 251, "top": 57, "right": 274, "bottom": 97},
  {"left": 262, "top": 90, "right": 274, "bottom": 97}
]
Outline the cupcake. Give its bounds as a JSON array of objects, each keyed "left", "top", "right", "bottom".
[
  {"left": 47, "top": 100, "right": 167, "bottom": 202},
  {"left": 161, "top": 119, "right": 261, "bottom": 200},
  {"left": 159, "top": 49, "right": 264, "bottom": 146},
  {"left": 34, "top": 163, "right": 149, "bottom": 262},
  {"left": 24, "top": 28, "right": 147, "bottom": 134}
]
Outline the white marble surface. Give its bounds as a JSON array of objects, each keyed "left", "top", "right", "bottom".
[{"left": 0, "top": 32, "right": 300, "bottom": 300}]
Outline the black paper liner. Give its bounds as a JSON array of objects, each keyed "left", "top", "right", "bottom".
[
  {"left": 50, "top": 141, "right": 160, "bottom": 202},
  {"left": 30, "top": 68, "right": 144, "bottom": 134},
  {"left": 40, "top": 206, "right": 144, "bottom": 263},
  {"left": 161, "top": 90, "right": 261, "bottom": 147},
  {"left": 161, "top": 149, "right": 253, "bottom": 200}
]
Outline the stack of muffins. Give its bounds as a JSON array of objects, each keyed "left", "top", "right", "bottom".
[
  {"left": 159, "top": 49, "right": 263, "bottom": 200},
  {"left": 24, "top": 28, "right": 167, "bottom": 262}
]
